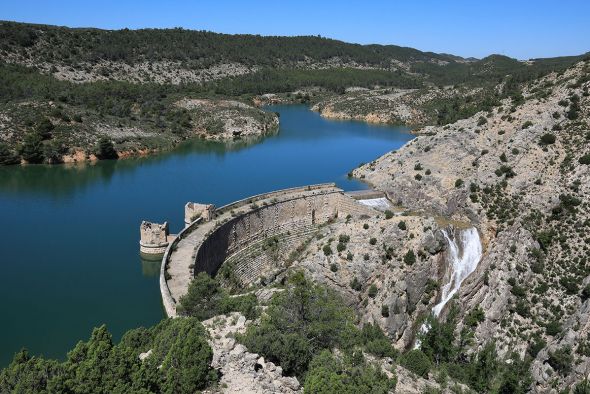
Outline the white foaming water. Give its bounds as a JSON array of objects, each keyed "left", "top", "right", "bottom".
[
  {"left": 358, "top": 197, "right": 392, "bottom": 210},
  {"left": 432, "top": 227, "right": 482, "bottom": 317},
  {"left": 415, "top": 227, "right": 482, "bottom": 348}
]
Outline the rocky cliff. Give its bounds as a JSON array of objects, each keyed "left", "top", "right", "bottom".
[{"left": 350, "top": 60, "right": 590, "bottom": 392}]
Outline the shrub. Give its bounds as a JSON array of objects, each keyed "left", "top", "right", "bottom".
[
  {"left": 545, "top": 320, "right": 562, "bottom": 336},
  {"left": 579, "top": 154, "right": 590, "bottom": 165},
  {"left": 403, "top": 250, "right": 416, "bottom": 265},
  {"left": 465, "top": 306, "right": 485, "bottom": 327},
  {"left": 540, "top": 133, "right": 556, "bottom": 145},
  {"left": 399, "top": 349, "right": 431, "bottom": 377},
  {"left": 350, "top": 277, "right": 362, "bottom": 291},
  {"left": 522, "top": 121, "right": 533, "bottom": 129},
  {"left": 304, "top": 350, "right": 394, "bottom": 393},
  {"left": 330, "top": 263, "right": 338, "bottom": 272},
  {"left": 398, "top": 221, "right": 407, "bottom": 230},
  {"left": 359, "top": 323, "right": 397, "bottom": 358},
  {"left": 414, "top": 163, "right": 423, "bottom": 170},
  {"left": 381, "top": 305, "right": 389, "bottom": 317},
  {"left": 415, "top": 174, "right": 422, "bottom": 181},
  {"left": 19, "top": 133, "right": 44, "bottom": 163},
  {"left": 369, "top": 237, "right": 377, "bottom": 245},
  {"left": 500, "top": 152, "right": 507, "bottom": 162},
  {"left": 363, "top": 223, "right": 369, "bottom": 230},
  {"left": 384, "top": 210, "right": 393, "bottom": 219},
  {"left": 0, "top": 143, "right": 19, "bottom": 165},
  {"left": 96, "top": 137, "right": 117, "bottom": 159},
  {"left": 241, "top": 272, "right": 357, "bottom": 377},
  {"left": 178, "top": 272, "right": 257, "bottom": 320},
  {"left": 547, "top": 346, "right": 573, "bottom": 375},
  {"left": 35, "top": 117, "right": 54, "bottom": 139},
  {"left": 323, "top": 245, "right": 333, "bottom": 256},
  {"left": 338, "top": 234, "right": 350, "bottom": 243},
  {"left": 477, "top": 116, "right": 487, "bottom": 126},
  {"left": 368, "top": 284, "right": 378, "bottom": 298},
  {"left": 455, "top": 179, "right": 464, "bottom": 188},
  {"left": 336, "top": 242, "right": 346, "bottom": 252}
]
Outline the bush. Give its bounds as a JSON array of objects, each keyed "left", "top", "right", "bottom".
[
  {"left": 359, "top": 323, "right": 397, "bottom": 358},
  {"left": 545, "top": 320, "right": 562, "bottom": 336},
  {"left": 579, "top": 154, "right": 590, "bottom": 165},
  {"left": 323, "top": 245, "right": 333, "bottom": 256},
  {"left": 381, "top": 304, "right": 389, "bottom": 317},
  {"left": 384, "top": 210, "right": 393, "bottom": 219},
  {"left": 330, "top": 263, "right": 338, "bottom": 272},
  {"left": 336, "top": 242, "right": 346, "bottom": 252},
  {"left": 368, "top": 284, "right": 378, "bottom": 298},
  {"left": 465, "top": 306, "right": 485, "bottom": 327},
  {"left": 35, "top": 117, "right": 54, "bottom": 139},
  {"left": 241, "top": 272, "right": 357, "bottom": 377},
  {"left": 19, "top": 133, "right": 44, "bottom": 163},
  {"left": 540, "top": 133, "right": 556, "bottom": 145},
  {"left": 522, "top": 121, "right": 533, "bottom": 129},
  {"left": 477, "top": 116, "right": 487, "bottom": 126},
  {"left": 403, "top": 249, "right": 416, "bottom": 265},
  {"left": 178, "top": 272, "right": 257, "bottom": 320},
  {"left": 350, "top": 277, "right": 362, "bottom": 291},
  {"left": 0, "top": 143, "right": 19, "bottom": 165},
  {"left": 547, "top": 346, "right": 573, "bottom": 375},
  {"left": 304, "top": 350, "right": 394, "bottom": 394},
  {"left": 399, "top": 349, "right": 431, "bottom": 377},
  {"left": 398, "top": 221, "right": 407, "bottom": 230},
  {"left": 96, "top": 137, "right": 117, "bottom": 159},
  {"left": 455, "top": 179, "right": 464, "bottom": 188},
  {"left": 369, "top": 237, "right": 377, "bottom": 245}
]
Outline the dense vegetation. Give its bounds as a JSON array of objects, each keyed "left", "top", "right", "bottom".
[
  {"left": 0, "top": 21, "right": 454, "bottom": 67},
  {"left": 0, "top": 318, "right": 216, "bottom": 394},
  {"left": 415, "top": 304, "right": 533, "bottom": 393}
]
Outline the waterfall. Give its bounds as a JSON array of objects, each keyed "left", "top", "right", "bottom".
[
  {"left": 432, "top": 227, "right": 482, "bottom": 317},
  {"left": 415, "top": 227, "right": 482, "bottom": 348}
]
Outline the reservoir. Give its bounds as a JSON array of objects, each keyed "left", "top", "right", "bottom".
[{"left": 0, "top": 105, "right": 412, "bottom": 366}]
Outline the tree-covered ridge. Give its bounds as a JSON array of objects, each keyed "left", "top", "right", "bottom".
[
  {"left": 0, "top": 20, "right": 454, "bottom": 67},
  {"left": 1, "top": 20, "right": 586, "bottom": 86}
]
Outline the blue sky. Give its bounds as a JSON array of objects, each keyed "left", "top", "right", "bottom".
[{"left": 1, "top": 0, "right": 589, "bottom": 60}]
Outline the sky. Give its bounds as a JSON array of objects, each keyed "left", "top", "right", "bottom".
[{"left": 1, "top": 0, "right": 589, "bottom": 60}]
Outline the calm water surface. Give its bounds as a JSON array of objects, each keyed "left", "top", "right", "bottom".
[{"left": 0, "top": 105, "right": 413, "bottom": 366}]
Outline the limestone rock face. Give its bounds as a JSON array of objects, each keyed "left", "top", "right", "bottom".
[
  {"left": 202, "top": 313, "right": 301, "bottom": 394},
  {"left": 351, "top": 61, "right": 590, "bottom": 392}
]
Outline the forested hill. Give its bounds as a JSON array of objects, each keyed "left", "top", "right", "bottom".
[
  {"left": 0, "top": 20, "right": 456, "bottom": 67},
  {"left": 1, "top": 20, "right": 587, "bottom": 87},
  {"left": 0, "top": 20, "right": 588, "bottom": 166}
]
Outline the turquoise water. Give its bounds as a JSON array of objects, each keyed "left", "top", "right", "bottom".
[{"left": 0, "top": 105, "right": 412, "bottom": 366}]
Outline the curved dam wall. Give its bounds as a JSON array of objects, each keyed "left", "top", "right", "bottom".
[
  {"left": 194, "top": 190, "right": 376, "bottom": 286},
  {"left": 160, "top": 183, "right": 379, "bottom": 317}
]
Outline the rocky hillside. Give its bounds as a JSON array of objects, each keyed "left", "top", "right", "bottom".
[
  {"left": 0, "top": 21, "right": 587, "bottom": 166},
  {"left": 347, "top": 60, "right": 590, "bottom": 392}
]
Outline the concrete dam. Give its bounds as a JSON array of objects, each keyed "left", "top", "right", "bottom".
[{"left": 144, "top": 183, "right": 381, "bottom": 317}]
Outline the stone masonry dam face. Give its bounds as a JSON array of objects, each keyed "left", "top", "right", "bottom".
[{"left": 160, "top": 184, "right": 379, "bottom": 317}]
